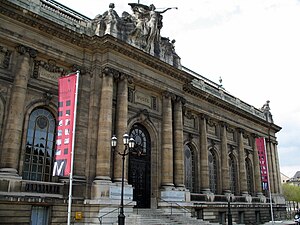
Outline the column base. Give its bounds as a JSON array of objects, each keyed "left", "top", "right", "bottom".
[
  {"left": 91, "top": 179, "right": 112, "bottom": 199},
  {"left": 160, "top": 187, "right": 186, "bottom": 202},
  {"left": 91, "top": 179, "right": 134, "bottom": 201}
]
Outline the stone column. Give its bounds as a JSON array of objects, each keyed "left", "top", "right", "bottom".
[
  {"left": 199, "top": 115, "right": 210, "bottom": 192},
  {"left": 270, "top": 141, "right": 279, "bottom": 193},
  {"left": 95, "top": 67, "right": 114, "bottom": 181},
  {"left": 161, "top": 91, "right": 174, "bottom": 187},
  {"left": 0, "top": 45, "right": 37, "bottom": 176},
  {"left": 114, "top": 73, "right": 128, "bottom": 182},
  {"left": 174, "top": 96, "right": 185, "bottom": 188},
  {"left": 252, "top": 134, "right": 263, "bottom": 195},
  {"left": 220, "top": 122, "right": 230, "bottom": 193},
  {"left": 265, "top": 139, "right": 274, "bottom": 193},
  {"left": 273, "top": 141, "right": 282, "bottom": 194},
  {"left": 238, "top": 129, "right": 248, "bottom": 195}
]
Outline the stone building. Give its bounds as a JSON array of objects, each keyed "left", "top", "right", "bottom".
[{"left": 0, "top": 0, "right": 285, "bottom": 224}]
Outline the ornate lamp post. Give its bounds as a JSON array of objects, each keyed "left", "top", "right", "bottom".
[{"left": 111, "top": 133, "right": 135, "bottom": 225}]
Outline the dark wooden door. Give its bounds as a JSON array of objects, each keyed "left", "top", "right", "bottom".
[
  {"left": 129, "top": 154, "right": 150, "bottom": 208},
  {"left": 129, "top": 124, "right": 151, "bottom": 208}
]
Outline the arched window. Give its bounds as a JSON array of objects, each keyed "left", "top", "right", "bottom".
[
  {"left": 246, "top": 158, "right": 254, "bottom": 195},
  {"left": 130, "top": 124, "right": 150, "bottom": 156},
  {"left": 184, "top": 144, "right": 195, "bottom": 192},
  {"left": 229, "top": 153, "right": 237, "bottom": 194},
  {"left": 22, "top": 108, "right": 56, "bottom": 181},
  {"left": 208, "top": 150, "right": 218, "bottom": 193}
]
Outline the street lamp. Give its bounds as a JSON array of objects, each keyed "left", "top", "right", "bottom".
[{"left": 111, "top": 133, "right": 135, "bottom": 225}]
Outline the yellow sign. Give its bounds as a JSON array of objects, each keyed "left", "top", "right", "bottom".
[{"left": 75, "top": 212, "right": 83, "bottom": 220}]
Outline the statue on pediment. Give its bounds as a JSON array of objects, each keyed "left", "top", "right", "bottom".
[
  {"left": 261, "top": 100, "right": 273, "bottom": 123},
  {"left": 92, "top": 3, "right": 181, "bottom": 68}
]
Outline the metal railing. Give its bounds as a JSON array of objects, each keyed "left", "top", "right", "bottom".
[
  {"left": 158, "top": 197, "right": 192, "bottom": 216},
  {"left": 98, "top": 201, "right": 134, "bottom": 225}
]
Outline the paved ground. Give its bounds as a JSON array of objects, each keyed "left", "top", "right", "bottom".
[{"left": 263, "top": 221, "right": 295, "bottom": 225}]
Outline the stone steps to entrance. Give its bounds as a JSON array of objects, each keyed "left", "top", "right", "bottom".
[{"left": 124, "top": 208, "right": 220, "bottom": 225}]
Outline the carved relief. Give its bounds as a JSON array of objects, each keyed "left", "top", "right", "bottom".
[
  {"left": 207, "top": 119, "right": 217, "bottom": 136},
  {"left": 0, "top": 46, "right": 12, "bottom": 69},
  {"left": 16, "top": 45, "right": 37, "bottom": 58},
  {"left": 32, "top": 59, "right": 64, "bottom": 81},
  {"left": 183, "top": 109, "right": 195, "bottom": 129},
  {"left": 227, "top": 126, "right": 235, "bottom": 142}
]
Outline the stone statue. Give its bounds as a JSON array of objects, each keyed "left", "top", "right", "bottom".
[
  {"left": 261, "top": 100, "right": 273, "bottom": 123},
  {"left": 102, "top": 3, "right": 119, "bottom": 35},
  {"left": 92, "top": 3, "right": 181, "bottom": 68}
]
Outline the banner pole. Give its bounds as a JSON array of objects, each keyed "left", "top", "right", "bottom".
[{"left": 67, "top": 71, "right": 80, "bottom": 225}]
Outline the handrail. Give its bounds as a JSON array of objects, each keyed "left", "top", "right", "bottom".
[
  {"left": 158, "top": 197, "right": 192, "bottom": 216},
  {"left": 98, "top": 201, "right": 134, "bottom": 225}
]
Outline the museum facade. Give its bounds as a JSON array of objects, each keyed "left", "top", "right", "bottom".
[{"left": 0, "top": 0, "right": 285, "bottom": 224}]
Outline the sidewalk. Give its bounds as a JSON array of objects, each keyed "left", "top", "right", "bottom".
[{"left": 263, "top": 221, "right": 295, "bottom": 225}]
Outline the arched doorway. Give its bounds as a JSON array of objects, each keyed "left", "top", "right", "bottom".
[{"left": 129, "top": 124, "right": 151, "bottom": 208}]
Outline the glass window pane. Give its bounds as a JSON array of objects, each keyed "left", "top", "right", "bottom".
[{"left": 22, "top": 108, "right": 56, "bottom": 181}]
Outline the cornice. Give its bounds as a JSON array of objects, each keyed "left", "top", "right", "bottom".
[
  {"left": 183, "top": 82, "right": 281, "bottom": 132},
  {"left": 0, "top": 1, "right": 90, "bottom": 47},
  {"left": 95, "top": 36, "right": 193, "bottom": 84}
]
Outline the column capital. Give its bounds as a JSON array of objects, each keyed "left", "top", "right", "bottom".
[
  {"left": 237, "top": 128, "right": 245, "bottom": 134},
  {"left": 175, "top": 95, "right": 186, "bottom": 105},
  {"left": 118, "top": 73, "right": 133, "bottom": 84},
  {"left": 101, "top": 66, "right": 119, "bottom": 78},
  {"left": 162, "top": 90, "right": 176, "bottom": 100},
  {"left": 199, "top": 113, "right": 209, "bottom": 120},
  {"left": 219, "top": 121, "right": 227, "bottom": 128},
  {"left": 16, "top": 44, "right": 37, "bottom": 58},
  {"left": 251, "top": 133, "right": 260, "bottom": 139}
]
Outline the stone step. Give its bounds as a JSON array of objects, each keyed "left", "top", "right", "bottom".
[{"left": 126, "top": 208, "right": 220, "bottom": 225}]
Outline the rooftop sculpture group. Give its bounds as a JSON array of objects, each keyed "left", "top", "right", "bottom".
[{"left": 92, "top": 3, "right": 180, "bottom": 67}]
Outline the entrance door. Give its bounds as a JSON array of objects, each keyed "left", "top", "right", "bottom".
[{"left": 129, "top": 124, "right": 151, "bottom": 208}]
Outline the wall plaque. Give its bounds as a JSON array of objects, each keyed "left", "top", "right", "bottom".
[
  {"left": 135, "top": 91, "right": 152, "bottom": 108},
  {"left": 39, "top": 67, "right": 61, "bottom": 82}
]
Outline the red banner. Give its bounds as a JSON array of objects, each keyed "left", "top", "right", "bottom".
[
  {"left": 256, "top": 137, "right": 269, "bottom": 190},
  {"left": 53, "top": 73, "right": 78, "bottom": 176}
]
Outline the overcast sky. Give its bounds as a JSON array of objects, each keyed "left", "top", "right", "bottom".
[{"left": 56, "top": 0, "right": 300, "bottom": 178}]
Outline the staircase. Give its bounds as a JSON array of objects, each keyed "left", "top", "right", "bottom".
[{"left": 125, "top": 208, "right": 220, "bottom": 225}]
